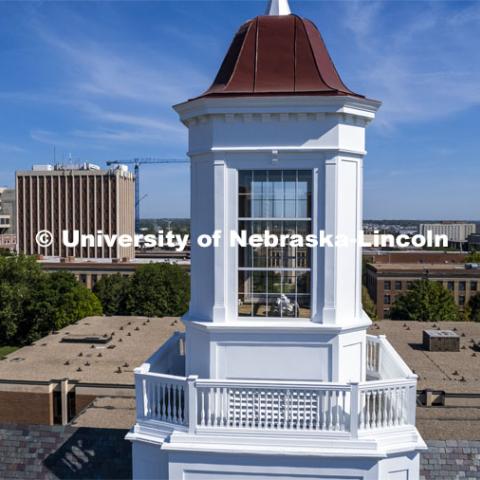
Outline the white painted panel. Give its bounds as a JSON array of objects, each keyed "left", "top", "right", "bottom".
[
  {"left": 222, "top": 343, "right": 331, "bottom": 381},
  {"left": 185, "top": 472, "right": 362, "bottom": 480},
  {"left": 341, "top": 342, "right": 362, "bottom": 383}
]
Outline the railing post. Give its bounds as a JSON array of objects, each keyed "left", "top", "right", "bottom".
[
  {"left": 349, "top": 382, "right": 359, "bottom": 439},
  {"left": 407, "top": 374, "right": 418, "bottom": 425},
  {"left": 134, "top": 368, "right": 146, "bottom": 420},
  {"left": 377, "top": 335, "right": 386, "bottom": 375},
  {"left": 187, "top": 375, "right": 199, "bottom": 433}
]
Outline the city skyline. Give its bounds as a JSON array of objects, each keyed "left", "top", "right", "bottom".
[{"left": 0, "top": 1, "right": 479, "bottom": 219}]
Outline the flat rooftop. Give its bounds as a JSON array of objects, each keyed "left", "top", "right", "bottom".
[
  {"left": 369, "top": 263, "right": 475, "bottom": 272},
  {"left": 368, "top": 321, "right": 480, "bottom": 393},
  {"left": 0, "top": 316, "right": 183, "bottom": 385}
]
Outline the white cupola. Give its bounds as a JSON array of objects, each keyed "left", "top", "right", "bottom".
[{"left": 129, "top": 3, "right": 425, "bottom": 479}]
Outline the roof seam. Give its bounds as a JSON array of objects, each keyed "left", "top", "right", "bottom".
[
  {"left": 253, "top": 17, "right": 259, "bottom": 93},
  {"left": 224, "top": 21, "right": 253, "bottom": 92}
]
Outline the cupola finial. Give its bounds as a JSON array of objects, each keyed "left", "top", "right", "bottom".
[{"left": 266, "top": 0, "right": 291, "bottom": 16}]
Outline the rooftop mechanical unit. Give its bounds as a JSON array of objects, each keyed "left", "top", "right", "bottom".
[{"left": 423, "top": 329, "right": 460, "bottom": 352}]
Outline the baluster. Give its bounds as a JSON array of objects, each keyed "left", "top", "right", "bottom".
[
  {"left": 270, "top": 391, "right": 275, "bottom": 429},
  {"left": 267, "top": 390, "right": 271, "bottom": 429},
  {"left": 365, "top": 391, "right": 371, "bottom": 429},
  {"left": 275, "top": 391, "right": 280, "bottom": 429},
  {"left": 145, "top": 380, "right": 151, "bottom": 418},
  {"left": 336, "top": 390, "right": 341, "bottom": 431},
  {"left": 341, "top": 391, "right": 346, "bottom": 431},
  {"left": 217, "top": 387, "right": 221, "bottom": 427},
  {"left": 266, "top": 391, "right": 270, "bottom": 429},
  {"left": 200, "top": 390, "right": 205, "bottom": 426},
  {"left": 308, "top": 392, "right": 313, "bottom": 430},
  {"left": 285, "top": 390, "right": 290, "bottom": 429},
  {"left": 173, "top": 384, "right": 178, "bottom": 423},
  {"left": 392, "top": 387, "right": 397, "bottom": 426},
  {"left": 321, "top": 391, "right": 326, "bottom": 430},
  {"left": 159, "top": 382, "right": 164, "bottom": 419},
  {"left": 315, "top": 392, "right": 321, "bottom": 430},
  {"left": 324, "top": 391, "right": 329, "bottom": 431},
  {"left": 206, "top": 388, "right": 212, "bottom": 427},
  {"left": 220, "top": 387, "right": 225, "bottom": 427},
  {"left": 151, "top": 382, "right": 156, "bottom": 419},
  {"left": 385, "top": 388, "right": 390, "bottom": 428},
  {"left": 358, "top": 390, "right": 364, "bottom": 430},
  {"left": 164, "top": 384, "right": 170, "bottom": 421},
  {"left": 239, "top": 389, "right": 243, "bottom": 428},
  {"left": 259, "top": 390, "right": 263, "bottom": 428}
]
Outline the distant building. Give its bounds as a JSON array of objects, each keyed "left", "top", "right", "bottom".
[
  {"left": 468, "top": 233, "right": 480, "bottom": 251},
  {"left": 39, "top": 257, "right": 190, "bottom": 289},
  {"left": 419, "top": 222, "right": 476, "bottom": 246},
  {"left": 0, "top": 316, "right": 181, "bottom": 426},
  {"left": 365, "top": 250, "right": 467, "bottom": 265},
  {"left": 16, "top": 164, "right": 135, "bottom": 259},
  {"left": 0, "top": 187, "right": 15, "bottom": 234},
  {"left": 0, "top": 187, "right": 16, "bottom": 251},
  {"left": 366, "top": 262, "right": 480, "bottom": 319}
]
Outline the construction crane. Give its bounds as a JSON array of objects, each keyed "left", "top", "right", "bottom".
[{"left": 106, "top": 158, "right": 189, "bottom": 232}]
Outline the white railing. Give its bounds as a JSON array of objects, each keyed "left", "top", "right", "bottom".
[
  {"left": 358, "top": 379, "right": 416, "bottom": 431},
  {"left": 134, "top": 334, "right": 418, "bottom": 438},
  {"left": 136, "top": 372, "right": 188, "bottom": 427},
  {"left": 194, "top": 380, "right": 352, "bottom": 433}
]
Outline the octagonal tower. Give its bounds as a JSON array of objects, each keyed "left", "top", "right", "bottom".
[{"left": 128, "top": 2, "right": 426, "bottom": 478}]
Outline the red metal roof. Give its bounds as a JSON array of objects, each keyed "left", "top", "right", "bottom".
[{"left": 200, "top": 15, "right": 362, "bottom": 98}]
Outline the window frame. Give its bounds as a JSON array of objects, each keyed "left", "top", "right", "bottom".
[{"left": 236, "top": 169, "right": 313, "bottom": 320}]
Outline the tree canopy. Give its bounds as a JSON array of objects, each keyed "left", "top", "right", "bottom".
[
  {"left": 468, "top": 293, "right": 480, "bottom": 322},
  {"left": 390, "top": 279, "right": 459, "bottom": 321},
  {"left": 93, "top": 274, "right": 130, "bottom": 316},
  {"left": 362, "top": 286, "right": 377, "bottom": 320},
  {"left": 93, "top": 263, "right": 190, "bottom": 318},
  {"left": 465, "top": 251, "right": 480, "bottom": 263},
  {"left": 125, "top": 263, "right": 190, "bottom": 317},
  {"left": 0, "top": 256, "right": 102, "bottom": 346}
]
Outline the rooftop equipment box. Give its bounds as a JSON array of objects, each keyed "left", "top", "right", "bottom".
[{"left": 423, "top": 330, "right": 460, "bottom": 352}]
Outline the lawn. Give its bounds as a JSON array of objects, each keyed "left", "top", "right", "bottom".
[{"left": 0, "top": 346, "right": 19, "bottom": 359}]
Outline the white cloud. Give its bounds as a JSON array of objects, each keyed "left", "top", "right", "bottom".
[{"left": 342, "top": 1, "right": 480, "bottom": 127}]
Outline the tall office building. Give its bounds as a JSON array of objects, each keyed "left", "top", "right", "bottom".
[{"left": 16, "top": 164, "right": 135, "bottom": 259}]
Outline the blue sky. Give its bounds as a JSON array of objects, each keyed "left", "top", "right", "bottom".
[{"left": 0, "top": 1, "right": 479, "bottom": 220}]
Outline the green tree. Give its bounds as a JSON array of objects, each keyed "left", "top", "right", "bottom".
[
  {"left": 0, "top": 255, "right": 43, "bottom": 343},
  {"left": 362, "top": 286, "right": 377, "bottom": 320},
  {"left": 465, "top": 251, "right": 480, "bottom": 263},
  {"left": 125, "top": 263, "right": 190, "bottom": 317},
  {"left": 0, "top": 257, "right": 102, "bottom": 345},
  {"left": 390, "top": 279, "right": 459, "bottom": 321},
  {"left": 93, "top": 274, "right": 131, "bottom": 315},
  {"left": 467, "top": 293, "right": 480, "bottom": 322}
]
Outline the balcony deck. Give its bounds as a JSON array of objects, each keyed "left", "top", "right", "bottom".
[{"left": 131, "top": 333, "right": 419, "bottom": 444}]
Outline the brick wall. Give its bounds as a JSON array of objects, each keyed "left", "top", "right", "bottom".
[{"left": 0, "top": 392, "right": 52, "bottom": 425}]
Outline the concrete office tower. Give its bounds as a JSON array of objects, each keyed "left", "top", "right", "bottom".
[
  {"left": 419, "top": 223, "right": 476, "bottom": 246},
  {"left": 16, "top": 164, "right": 135, "bottom": 259},
  {"left": 128, "top": 1, "right": 426, "bottom": 478}
]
